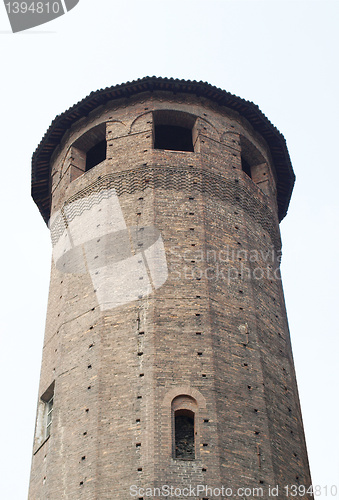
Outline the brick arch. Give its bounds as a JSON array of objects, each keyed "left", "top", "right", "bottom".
[
  {"left": 129, "top": 111, "right": 153, "bottom": 134},
  {"left": 195, "top": 116, "right": 220, "bottom": 142},
  {"left": 240, "top": 133, "right": 267, "bottom": 167},
  {"left": 172, "top": 394, "right": 198, "bottom": 413},
  {"left": 220, "top": 129, "right": 241, "bottom": 145},
  {"left": 106, "top": 119, "right": 128, "bottom": 139},
  {"left": 162, "top": 386, "right": 206, "bottom": 410}
]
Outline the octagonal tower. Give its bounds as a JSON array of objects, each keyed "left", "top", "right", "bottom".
[{"left": 29, "top": 77, "right": 311, "bottom": 499}]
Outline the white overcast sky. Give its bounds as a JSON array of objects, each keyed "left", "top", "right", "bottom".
[{"left": 0, "top": 1, "right": 338, "bottom": 499}]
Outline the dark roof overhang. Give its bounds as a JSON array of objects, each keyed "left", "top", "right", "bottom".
[{"left": 31, "top": 76, "right": 295, "bottom": 224}]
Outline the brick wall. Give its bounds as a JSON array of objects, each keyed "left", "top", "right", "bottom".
[{"left": 29, "top": 92, "right": 311, "bottom": 500}]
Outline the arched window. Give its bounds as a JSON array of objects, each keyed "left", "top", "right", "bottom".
[{"left": 171, "top": 395, "right": 198, "bottom": 460}]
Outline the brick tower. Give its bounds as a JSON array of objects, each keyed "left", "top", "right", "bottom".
[{"left": 29, "top": 77, "right": 312, "bottom": 499}]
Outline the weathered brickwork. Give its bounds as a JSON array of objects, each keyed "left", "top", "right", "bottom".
[{"left": 29, "top": 80, "right": 311, "bottom": 500}]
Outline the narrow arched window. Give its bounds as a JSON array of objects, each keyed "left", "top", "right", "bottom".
[
  {"left": 171, "top": 395, "right": 198, "bottom": 460},
  {"left": 174, "top": 409, "right": 195, "bottom": 459}
]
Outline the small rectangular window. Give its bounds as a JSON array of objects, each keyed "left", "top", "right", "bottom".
[
  {"left": 34, "top": 381, "right": 55, "bottom": 453},
  {"left": 41, "top": 382, "right": 55, "bottom": 440},
  {"left": 45, "top": 395, "right": 54, "bottom": 438}
]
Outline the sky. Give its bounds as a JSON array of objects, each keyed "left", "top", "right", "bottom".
[{"left": 0, "top": 0, "right": 338, "bottom": 499}]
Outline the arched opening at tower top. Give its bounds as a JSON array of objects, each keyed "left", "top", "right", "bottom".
[
  {"left": 86, "top": 139, "right": 107, "bottom": 171},
  {"left": 241, "top": 156, "right": 252, "bottom": 178},
  {"left": 153, "top": 110, "right": 196, "bottom": 152},
  {"left": 154, "top": 125, "right": 194, "bottom": 152},
  {"left": 70, "top": 123, "right": 107, "bottom": 181},
  {"left": 240, "top": 135, "right": 275, "bottom": 197}
]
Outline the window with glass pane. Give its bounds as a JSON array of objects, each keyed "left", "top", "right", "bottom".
[{"left": 45, "top": 396, "right": 53, "bottom": 438}]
